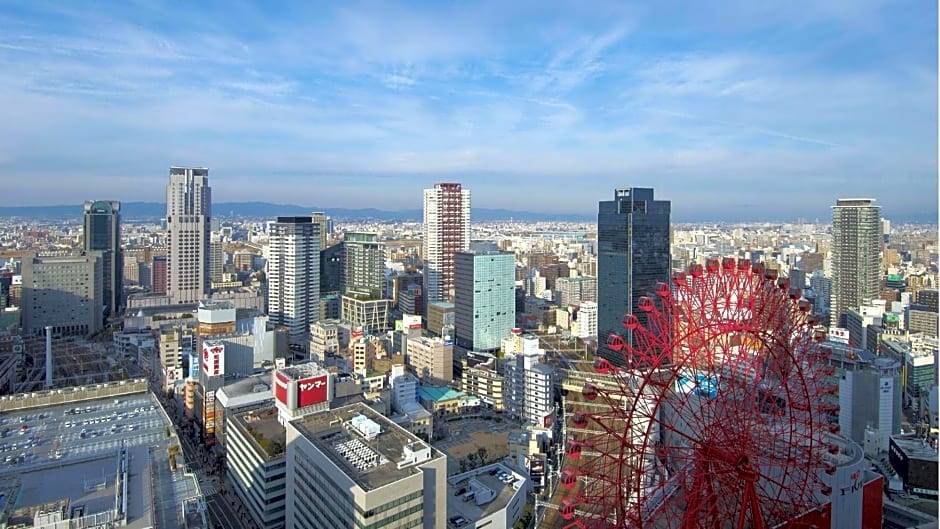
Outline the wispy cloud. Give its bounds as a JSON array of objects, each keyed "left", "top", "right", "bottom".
[{"left": 0, "top": 0, "right": 934, "bottom": 220}]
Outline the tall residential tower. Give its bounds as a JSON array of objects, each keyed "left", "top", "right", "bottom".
[
  {"left": 166, "top": 167, "right": 211, "bottom": 303},
  {"left": 83, "top": 200, "right": 122, "bottom": 316},
  {"left": 423, "top": 183, "right": 471, "bottom": 305},
  {"left": 830, "top": 198, "right": 882, "bottom": 328},
  {"left": 343, "top": 232, "right": 385, "bottom": 299},
  {"left": 597, "top": 188, "right": 671, "bottom": 367},
  {"left": 268, "top": 217, "right": 320, "bottom": 343}
]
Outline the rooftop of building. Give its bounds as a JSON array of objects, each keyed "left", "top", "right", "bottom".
[
  {"left": 234, "top": 407, "right": 285, "bottom": 459},
  {"left": 292, "top": 402, "right": 443, "bottom": 492},
  {"left": 891, "top": 435, "right": 939, "bottom": 462},
  {"left": 418, "top": 385, "right": 466, "bottom": 402},
  {"left": 216, "top": 373, "right": 273, "bottom": 408},
  {"left": 0, "top": 391, "right": 203, "bottom": 528},
  {"left": 446, "top": 463, "right": 526, "bottom": 524},
  {"left": 277, "top": 362, "right": 328, "bottom": 381},
  {"left": 821, "top": 341, "right": 876, "bottom": 363},
  {"left": 198, "top": 300, "right": 234, "bottom": 311}
]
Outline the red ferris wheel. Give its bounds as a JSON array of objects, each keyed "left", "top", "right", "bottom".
[{"left": 558, "top": 258, "right": 836, "bottom": 529}]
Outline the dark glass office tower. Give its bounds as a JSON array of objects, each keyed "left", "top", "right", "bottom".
[
  {"left": 83, "top": 200, "right": 122, "bottom": 317},
  {"left": 597, "top": 188, "right": 671, "bottom": 367}
]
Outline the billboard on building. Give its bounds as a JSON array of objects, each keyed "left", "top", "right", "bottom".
[
  {"left": 829, "top": 327, "right": 850, "bottom": 345},
  {"left": 274, "top": 371, "right": 289, "bottom": 405},
  {"left": 202, "top": 342, "right": 225, "bottom": 377},
  {"left": 188, "top": 353, "right": 199, "bottom": 380},
  {"left": 402, "top": 314, "right": 422, "bottom": 329},
  {"left": 297, "top": 374, "right": 330, "bottom": 407}
]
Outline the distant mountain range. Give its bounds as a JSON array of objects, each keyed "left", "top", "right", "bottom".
[{"left": 0, "top": 201, "right": 595, "bottom": 223}]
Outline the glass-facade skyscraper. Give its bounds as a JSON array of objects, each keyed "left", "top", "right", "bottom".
[
  {"left": 83, "top": 200, "right": 121, "bottom": 317},
  {"left": 597, "top": 188, "right": 671, "bottom": 367},
  {"left": 454, "top": 250, "right": 516, "bottom": 352}
]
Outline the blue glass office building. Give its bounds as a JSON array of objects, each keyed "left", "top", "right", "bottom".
[
  {"left": 597, "top": 188, "right": 671, "bottom": 366},
  {"left": 454, "top": 251, "right": 516, "bottom": 352}
]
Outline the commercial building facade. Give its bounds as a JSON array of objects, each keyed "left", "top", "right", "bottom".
[
  {"left": 83, "top": 200, "right": 122, "bottom": 316},
  {"left": 405, "top": 336, "right": 454, "bottom": 385},
  {"left": 454, "top": 251, "right": 516, "bottom": 353},
  {"left": 226, "top": 407, "right": 287, "bottom": 528},
  {"left": 343, "top": 232, "right": 385, "bottom": 299},
  {"left": 596, "top": 187, "right": 671, "bottom": 366},
  {"left": 21, "top": 252, "right": 103, "bottom": 336},
  {"left": 284, "top": 403, "right": 447, "bottom": 529}
]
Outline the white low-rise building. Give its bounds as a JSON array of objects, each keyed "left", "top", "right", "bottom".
[{"left": 446, "top": 462, "right": 528, "bottom": 529}]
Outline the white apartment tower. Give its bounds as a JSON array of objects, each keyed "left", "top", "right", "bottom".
[
  {"left": 830, "top": 199, "right": 882, "bottom": 328},
  {"left": 268, "top": 217, "right": 320, "bottom": 343},
  {"left": 423, "top": 183, "right": 471, "bottom": 305},
  {"left": 166, "top": 167, "right": 211, "bottom": 303},
  {"left": 577, "top": 301, "right": 598, "bottom": 339}
]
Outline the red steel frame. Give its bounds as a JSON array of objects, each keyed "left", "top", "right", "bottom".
[{"left": 559, "top": 258, "right": 834, "bottom": 528}]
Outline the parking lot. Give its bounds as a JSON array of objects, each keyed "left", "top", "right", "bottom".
[{"left": 0, "top": 393, "right": 166, "bottom": 469}]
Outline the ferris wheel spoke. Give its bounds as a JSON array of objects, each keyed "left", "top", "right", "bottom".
[{"left": 560, "top": 259, "right": 830, "bottom": 528}]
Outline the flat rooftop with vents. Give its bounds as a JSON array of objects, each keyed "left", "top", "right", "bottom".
[
  {"left": 446, "top": 462, "right": 528, "bottom": 528},
  {"left": 290, "top": 402, "right": 444, "bottom": 492}
]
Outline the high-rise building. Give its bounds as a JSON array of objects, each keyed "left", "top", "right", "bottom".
[
  {"left": 343, "top": 232, "right": 385, "bottom": 298},
  {"left": 320, "top": 243, "right": 344, "bottom": 295},
  {"left": 311, "top": 211, "right": 331, "bottom": 250},
  {"left": 83, "top": 200, "right": 122, "bottom": 316},
  {"left": 284, "top": 402, "right": 447, "bottom": 529},
  {"left": 454, "top": 251, "right": 516, "bottom": 353},
  {"left": 268, "top": 217, "right": 320, "bottom": 343},
  {"left": 21, "top": 252, "right": 103, "bottom": 336},
  {"left": 810, "top": 270, "right": 831, "bottom": 320},
  {"left": 209, "top": 233, "right": 224, "bottom": 284},
  {"left": 166, "top": 167, "right": 211, "bottom": 303},
  {"left": 830, "top": 198, "right": 882, "bottom": 328},
  {"left": 821, "top": 341, "right": 901, "bottom": 452},
  {"left": 423, "top": 183, "right": 470, "bottom": 304},
  {"left": 596, "top": 188, "right": 671, "bottom": 366},
  {"left": 555, "top": 275, "right": 597, "bottom": 307}
]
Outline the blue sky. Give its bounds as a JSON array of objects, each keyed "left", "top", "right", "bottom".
[{"left": 0, "top": 1, "right": 936, "bottom": 221}]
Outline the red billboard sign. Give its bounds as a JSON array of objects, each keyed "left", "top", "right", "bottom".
[
  {"left": 296, "top": 374, "right": 329, "bottom": 408},
  {"left": 274, "top": 371, "right": 289, "bottom": 405}
]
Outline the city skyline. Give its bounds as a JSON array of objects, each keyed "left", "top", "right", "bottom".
[{"left": 0, "top": 1, "right": 936, "bottom": 221}]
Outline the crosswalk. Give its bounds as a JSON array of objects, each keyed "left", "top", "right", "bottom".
[{"left": 200, "top": 482, "right": 218, "bottom": 496}]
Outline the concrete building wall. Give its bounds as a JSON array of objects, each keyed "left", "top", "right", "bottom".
[{"left": 21, "top": 252, "right": 104, "bottom": 336}]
